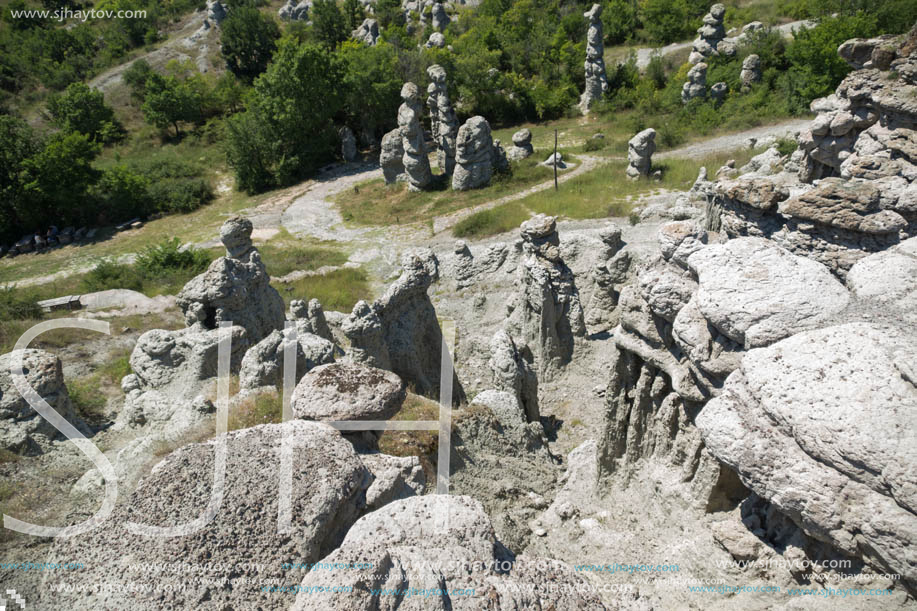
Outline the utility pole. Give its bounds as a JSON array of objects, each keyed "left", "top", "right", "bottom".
[{"left": 553, "top": 129, "right": 558, "bottom": 190}]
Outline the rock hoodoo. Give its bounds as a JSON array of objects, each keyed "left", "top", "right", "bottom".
[
  {"left": 690, "top": 2, "right": 726, "bottom": 64},
  {"left": 0, "top": 350, "right": 88, "bottom": 455},
  {"left": 453, "top": 115, "right": 494, "bottom": 191},
  {"left": 506, "top": 215, "right": 585, "bottom": 379},
  {"left": 579, "top": 3, "right": 608, "bottom": 113},
  {"left": 379, "top": 127, "right": 406, "bottom": 184},
  {"left": 682, "top": 62, "right": 708, "bottom": 104},
  {"left": 339, "top": 126, "right": 357, "bottom": 161},
  {"left": 740, "top": 53, "right": 762, "bottom": 89},
  {"left": 351, "top": 17, "right": 379, "bottom": 46},
  {"left": 278, "top": 0, "right": 309, "bottom": 20},
  {"left": 431, "top": 0, "right": 450, "bottom": 31},
  {"left": 177, "top": 217, "right": 285, "bottom": 345},
  {"left": 397, "top": 82, "right": 433, "bottom": 191},
  {"left": 507, "top": 127, "right": 534, "bottom": 161},
  {"left": 626, "top": 128, "right": 656, "bottom": 179},
  {"left": 426, "top": 64, "right": 459, "bottom": 176}
]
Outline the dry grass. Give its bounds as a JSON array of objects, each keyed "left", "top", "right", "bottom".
[{"left": 378, "top": 393, "right": 441, "bottom": 487}]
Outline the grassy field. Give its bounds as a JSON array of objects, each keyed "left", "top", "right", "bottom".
[
  {"left": 454, "top": 147, "right": 763, "bottom": 239},
  {"left": 258, "top": 228, "right": 350, "bottom": 277},
  {"left": 271, "top": 267, "right": 373, "bottom": 313},
  {"left": 334, "top": 157, "right": 578, "bottom": 227}
]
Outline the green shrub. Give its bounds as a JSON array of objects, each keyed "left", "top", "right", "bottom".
[
  {"left": 135, "top": 238, "right": 211, "bottom": 276},
  {"left": 81, "top": 260, "right": 143, "bottom": 293},
  {"left": 583, "top": 137, "right": 606, "bottom": 152},
  {"left": 776, "top": 137, "right": 797, "bottom": 157},
  {"left": 147, "top": 177, "right": 213, "bottom": 214},
  {"left": 0, "top": 285, "right": 41, "bottom": 320},
  {"left": 68, "top": 377, "right": 107, "bottom": 423}
]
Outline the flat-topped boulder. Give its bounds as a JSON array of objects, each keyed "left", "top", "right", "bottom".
[
  {"left": 687, "top": 237, "right": 849, "bottom": 349},
  {"left": 779, "top": 177, "right": 907, "bottom": 235},
  {"left": 291, "top": 362, "right": 405, "bottom": 421},
  {"left": 698, "top": 323, "right": 917, "bottom": 588}
]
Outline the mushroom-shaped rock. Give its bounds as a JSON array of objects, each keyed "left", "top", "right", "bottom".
[{"left": 291, "top": 362, "right": 406, "bottom": 422}]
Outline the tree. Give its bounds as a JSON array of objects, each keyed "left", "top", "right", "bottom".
[
  {"left": 343, "top": 0, "right": 365, "bottom": 32},
  {"left": 123, "top": 59, "right": 153, "bottom": 103},
  {"left": 312, "top": 0, "right": 348, "bottom": 50},
  {"left": 0, "top": 116, "right": 39, "bottom": 243},
  {"left": 641, "top": 0, "right": 691, "bottom": 44},
  {"left": 47, "top": 82, "right": 124, "bottom": 143},
  {"left": 21, "top": 132, "right": 101, "bottom": 228},
  {"left": 220, "top": 6, "right": 281, "bottom": 83},
  {"left": 141, "top": 72, "right": 202, "bottom": 137},
  {"left": 226, "top": 36, "right": 344, "bottom": 192},
  {"left": 338, "top": 41, "right": 401, "bottom": 142},
  {"left": 602, "top": 0, "right": 639, "bottom": 45}
]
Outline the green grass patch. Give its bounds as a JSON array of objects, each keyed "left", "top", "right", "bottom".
[
  {"left": 259, "top": 229, "right": 349, "bottom": 278},
  {"left": 272, "top": 267, "right": 372, "bottom": 313},
  {"left": 452, "top": 202, "right": 532, "bottom": 239},
  {"left": 229, "top": 391, "right": 283, "bottom": 432}
]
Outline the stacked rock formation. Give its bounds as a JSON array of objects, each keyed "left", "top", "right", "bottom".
[
  {"left": 379, "top": 127, "right": 406, "bottom": 184},
  {"left": 706, "top": 26, "right": 917, "bottom": 278},
  {"left": 343, "top": 249, "right": 465, "bottom": 402},
  {"left": 579, "top": 3, "right": 608, "bottom": 113},
  {"left": 492, "top": 139, "right": 510, "bottom": 173},
  {"left": 397, "top": 82, "right": 433, "bottom": 191},
  {"left": 689, "top": 3, "right": 726, "bottom": 64},
  {"left": 426, "top": 64, "right": 459, "bottom": 176},
  {"left": 506, "top": 215, "right": 586, "bottom": 379},
  {"left": 584, "top": 223, "right": 633, "bottom": 331},
  {"left": 453, "top": 116, "right": 495, "bottom": 191},
  {"left": 626, "top": 128, "right": 656, "bottom": 179},
  {"left": 798, "top": 26, "right": 917, "bottom": 189},
  {"left": 740, "top": 53, "right": 761, "bottom": 89},
  {"left": 206, "top": 0, "right": 227, "bottom": 24},
  {"left": 507, "top": 127, "right": 534, "bottom": 161},
  {"left": 431, "top": 0, "right": 449, "bottom": 31},
  {"left": 681, "top": 62, "right": 707, "bottom": 104},
  {"left": 351, "top": 17, "right": 379, "bottom": 45}
]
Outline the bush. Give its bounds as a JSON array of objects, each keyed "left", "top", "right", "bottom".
[
  {"left": 81, "top": 260, "right": 144, "bottom": 293},
  {"left": 47, "top": 82, "right": 124, "bottom": 144},
  {"left": 92, "top": 165, "right": 155, "bottom": 222},
  {"left": 135, "top": 238, "right": 212, "bottom": 276},
  {"left": 220, "top": 6, "right": 281, "bottom": 82},
  {"left": 147, "top": 178, "right": 213, "bottom": 213},
  {"left": 0, "top": 285, "right": 41, "bottom": 321}
]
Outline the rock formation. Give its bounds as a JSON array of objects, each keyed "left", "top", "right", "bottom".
[
  {"left": 690, "top": 3, "right": 726, "bottom": 64},
  {"left": 710, "top": 81, "right": 727, "bottom": 104},
  {"left": 682, "top": 62, "right": 707, "bottom": 103},
  {"left": 291, "top": 362, "right": 406, "bottom": 422},
  {"left": 698, "top": 322, "right": 917, "bottom": 588},
  {"left": 506, "top": 215, "right": 585, "bottom": 379},
  {"left": 397, "top": 82, "right": 433, "bottom": 191},
  {"left": 431, "top": 0, "right": 449, "bottom": 31},
  {"left": 584, "top": 223, "right": 633, "bottom": 331},
  {"left": 379, "top": 127, "right": 406, "bottom": 184},
  {"left": 290, "top": 496, "right": 605, "bottom": 610},
  {"left": 579, "top": 3, "right": 608, "bottom": 113},
  {"left": 425, "top": 31, "right": 446, "bottom": 48},
  {"left": 797, "top": 27, "right": 917, "bottom": 198},
  {"left": 207, "top": 0, "right": 227, "bottom": 24},
  {"left": 351, "top": 17, "right": 379, "bottom": 46},
  {"left": 740, "top": 53, "right": 761, "bottom": 89},
  {"left": 0, "top": 350, "right": 88, "bottom": 455},
  {"left": 177, "top": 217, "right": 285, "bottom": 345},
  {"left": 239, "top": 328, "right": 334, "bottom": 393},
  {"left": 426, "top": 64, "right": 459, "bottom": 176},
  {"left": 626, "top": 128, "right": 656, "bottom": 179},
  {"left": 488, "top": 329, "right": 539, "bottom": 422},
  {"left": 339, "top": 125, "right": 357, "bottom": 161},
  {"left": 47, "top": 421, "right": 374, "bottom": 610},
  {"left": 344, "top": 250, "right": 464, "bottom": 402},
  {"left": 278, "top": 0, "right": 310, "bottom": 20},
  {"left": 507, "top": 127, "right": 534, "bottom": 161},
  {"left": 289, "top": 298, "right": 334, "bottom": 343},
  {"left": 453, "top": 116, "right": 494, "bottom": 191}
]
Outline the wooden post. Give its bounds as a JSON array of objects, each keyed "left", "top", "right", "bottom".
[{"left": 553, "top": 129, "right": 558, "bottom": 190}]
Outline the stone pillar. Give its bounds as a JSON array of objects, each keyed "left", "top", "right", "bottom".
[
  {"left": 397, "top": 82, "right": 433, "bottom": 191},
  {"left": 579, "top": 3, "right": 608, "bottom": 114}
]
